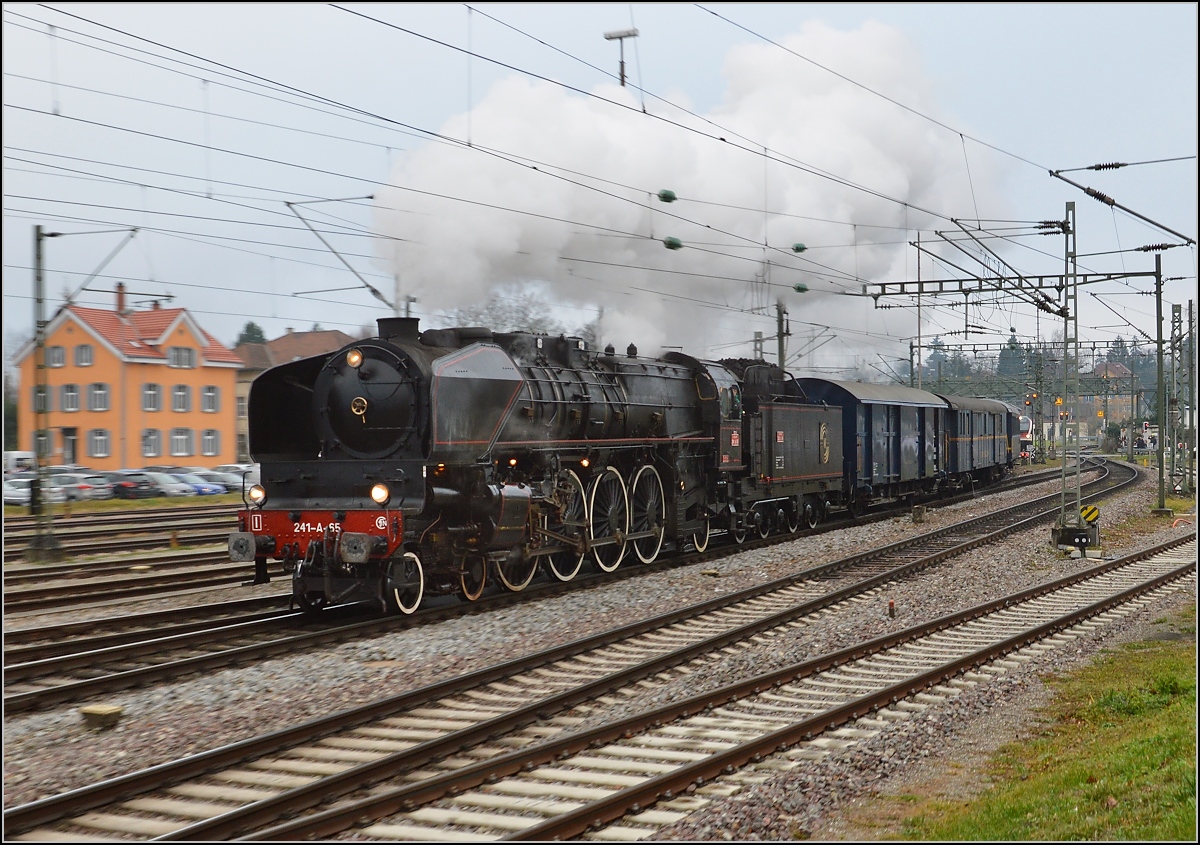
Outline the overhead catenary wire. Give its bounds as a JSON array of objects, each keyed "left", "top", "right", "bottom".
[{"left": 5, "top": 5, "right": 1186, "bottom": 363}]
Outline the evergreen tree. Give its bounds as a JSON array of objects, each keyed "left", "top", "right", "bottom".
[{"left": 236, "top": 321, "right": 267, "bottom": 345}]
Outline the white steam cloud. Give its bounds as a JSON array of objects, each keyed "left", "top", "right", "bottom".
[{"left": 373, "top": 20, "right": 1003, "bottom": 365}]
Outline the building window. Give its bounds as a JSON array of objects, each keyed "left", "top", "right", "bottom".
[
  {"left": 61, "top": 384, "right": 80, "bottom": 412},
  {"left": 32, "top": 385, "right": 51, "bottom": 413},
  {"left": 201, "top": 386, "right": 220, "bottom": 413},
  {"left": 88, "top": 429, "right": 110, "bottom": 458},
  {"left": 33, "top": 430, "right": 52, "bottom": 458},
  {"left": 172, "top": 384, "right": 192, "bottom": 412},
  {"left": 46, "top": 346, "right": 65, "bottom": 367},
  {"left": 88, "top": 383, "right": 110, "bottom": 412},
  {"left": 236, "top": 433, "right": 249, "bottom": 462},
  {"left": 143, "top": 383, "right": 162, "bottom": 412},
  {"left": 201, "top": 429, "right": 220, "bottom": 456},
  {"left": 170, "top": 428, "right": 194, "bottom": 456},
  {"left": 75, "top": 344, "right": 94, "bottom": 367},
  {"left": 168, "top": 347, "right": 196, "bottom": 368},
  {"left": 236, "top": 395, "right": 247, "bottom": 419},
  {"left": 142, "top": 429, "right": 162, "bottom": 458}
]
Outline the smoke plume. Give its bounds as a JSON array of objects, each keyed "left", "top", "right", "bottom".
[{"left": 373, "top": 20, "right": 1002, "bottom": 364}]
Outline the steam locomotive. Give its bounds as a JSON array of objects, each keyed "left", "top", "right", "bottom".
[{"left": 229, "top": 317, "right": 1020, "bottom": 613}]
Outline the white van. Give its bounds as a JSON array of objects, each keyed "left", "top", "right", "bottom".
[{"left": 3, "top": 451, "right": 36, "bottom": 476}]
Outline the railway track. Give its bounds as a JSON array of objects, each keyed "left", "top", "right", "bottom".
[
  {"left": 3, "top": 466, "right": 1065, "bottom": 566},
  {"left": 2, "top": 530, "right": 1190, "bottom": 841},
  {"left": 1, "top": 462, "right": 1125, "bottom": 715},
  {"left": 4, "top": 507, "right": 238, "bottom": 563},
  {"left": 2, "top": 556, "right": 286, "bottom": 614},
  {"left": 1, "top": 463, "right": 1072, "bottom": 616}
]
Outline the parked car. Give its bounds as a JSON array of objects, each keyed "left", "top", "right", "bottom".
[
  {"left": 171, "top": 473, "right": 226, "bottom": 496},
  {"left": 45, "top": 464, "right": 91, "bottom": 476},
  {"left": 101, "top": 471, "right": 161, "bottom": 500},
  {"left": 3, "top": 479, "right": 31, "bottom": 506},
  {"left": 3, "top": 477, "right": 68, "bottom": 506},
  {"left": 144, "top": 472, "right": 197, "bottom": 497},
  {"left": 215, "top": 463, "right": 260, "bottom": 485},
  {"left": 195, "top": 470, "right": 246, "bottom": 490},
  {"left": 54, "top": 472, "right": 114, "bottom": 501}
]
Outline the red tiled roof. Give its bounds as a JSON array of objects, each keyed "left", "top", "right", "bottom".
[
  {"left": 64, "top": 305, "right": 241, "bottom": 365},
  {"left": 267, "top": 329, "right": 355, "bottom": 363}
]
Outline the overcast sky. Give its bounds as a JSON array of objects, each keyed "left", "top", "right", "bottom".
[{"left": 4, "top": 2, "right": 1196, "bottom": 380}]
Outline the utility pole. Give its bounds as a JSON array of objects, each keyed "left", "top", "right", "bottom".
[
  {"left": 28, "top": 226, "right": 63, "bottom": 562},
  {"left": 603, "top": 28, "right": 638, "bottom": 87},
  {"left": 1188, "top": 300, "right": 1195, "bottom": 496},
  {"left": 1170, "top": 303, "right": 1182, "bottom": 491},
  {"left": 776, "top": 299, "right": 789, "bottom": 369},
  {"left": 1152, "top": 253, "right": 1169, "bottom": 513},
  {"left": 1051, "top": 201, "right": 1087, "bottom": 550}
]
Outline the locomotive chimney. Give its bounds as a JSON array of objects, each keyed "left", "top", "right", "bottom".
[{"left": 379, "top": 316, "right": 420, "bottom": 343}]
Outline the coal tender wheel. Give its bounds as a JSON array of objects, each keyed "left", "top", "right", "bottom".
[
  {"left": 588, "top": 466, "right": 629, "bottom": 573},
  {"left": 458, "top": 553, "right": 487, "bottom": 602},
  {"left": 756, "top": 510, "right": 771, "bottom": 539},
  {"left": 387, "top": 552, "right": 424, "bottom": 614},
  {"left": 629, "top": 464, "right": 666, "bottom": 564},
  {"left": 786, "top": 498, "right": 802, "bottom": 534},
  {"left": 546, "top": 469, "right": 587, "bottom": 582},
  {"left": 692, "top": 516, "right": 711, "bottom": 553}
]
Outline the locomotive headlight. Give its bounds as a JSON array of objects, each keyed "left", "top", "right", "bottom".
[
  {"left": 346, "top": 348, "right": 364, "bottom": 368},
  {"left": 247, "top": 484, "right": 267, "bottom": 506},
  {"left": 370, "top": 483, "right": 391, "bottom": 505}
]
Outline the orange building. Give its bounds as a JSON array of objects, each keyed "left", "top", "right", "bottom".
[{"left": 13, "top": 284, "right": 242, "bottom": 470}]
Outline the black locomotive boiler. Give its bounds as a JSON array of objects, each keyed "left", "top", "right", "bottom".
[{"left": 229, "top": 317, "right": 1016, "bottom": 613}]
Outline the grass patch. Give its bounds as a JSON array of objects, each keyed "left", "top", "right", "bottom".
[
  {"left": 4, "top": 493, "right": 242, "bottom": 517},
  {"left": 901, "top": 605, "right": 1197, "bottom": 841}
]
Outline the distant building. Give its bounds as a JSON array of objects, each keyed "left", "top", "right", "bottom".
[
  {"left": 1084, "top": 361, "right": 1140, "bottom": 435},
  {"left": 233, "top": 327, "right": 355, "bottom": 461},
  {"left": 13, "top": 283, "right": 242, "bottom": 469}
]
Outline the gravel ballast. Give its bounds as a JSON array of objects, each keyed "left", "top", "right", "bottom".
[{"left": 3, "top": 467, "right": 1195, "bottom": 836}]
